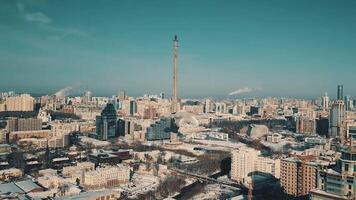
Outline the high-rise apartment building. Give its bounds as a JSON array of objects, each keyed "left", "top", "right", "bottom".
[
  {"left": 322, "top": 93, "right": 329, "bottom": 112},
  {"left": 6, "top": 117, "right": 42, "bottom": 132},
  {"left": 330, "top": 100, "right": 345, "bottom": 139},
  {"left": 83, "top": 90, "right": 92, "bottom": 104},
  {"left": 129, "top": 100, "right": 137, "bottom": 116},
  {"left": 215, "top": 102, "right": 227, "bottom": 114},
  {"left": 204, "top": 99, "right": 211, "bottom": 113},
  {"left": 5, "top": 94, "right": 34, "bottom": 111},
  {"left": 280, "top": 155, "right": 318, "bottom": 197},
  {"left": 96, "top": 103, "right": 117, "bottom": 140},
  {"left": 143, "top": 106, "right": 157, "bottom": 119},
  {"left": 231, "top": 147, "right": 280, "bottom": 182},
  {"left": 296, "top": 115, "right": 316, "bottom": 134}
]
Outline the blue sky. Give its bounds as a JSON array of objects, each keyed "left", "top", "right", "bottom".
[{"left": 1, "top": 0, "right": 356, "bottom": 99}]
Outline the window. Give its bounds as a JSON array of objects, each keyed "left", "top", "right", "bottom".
[{"left": 345, "top": 163, "right": 349, "bottom": 171}]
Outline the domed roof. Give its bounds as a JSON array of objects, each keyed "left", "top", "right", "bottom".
[{"left": 174, "top": 111, "right": 199, "bottom": 127}]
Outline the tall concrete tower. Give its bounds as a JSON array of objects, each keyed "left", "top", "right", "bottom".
[
  {"left": 322, "top": 92, "right": 329, "bottom": 111},
  {"left": 337, "top": 85, "right": 343, "bottom": 100},
  {"left": 171, "top": 35, "right": 179, "bottom": 113}
]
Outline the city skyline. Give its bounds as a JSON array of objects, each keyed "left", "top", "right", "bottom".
[{"left": 1, "top": 0, "right": 356, "bottom": 98}]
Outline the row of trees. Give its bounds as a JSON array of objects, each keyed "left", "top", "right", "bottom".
[
  {"left": 176, "top": 150, "right": 229, "bottom": 175},
  {"left": 155, "top": 176, "right": 187, "bottom": 198}
]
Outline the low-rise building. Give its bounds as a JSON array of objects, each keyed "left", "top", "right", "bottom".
[
  {"left": 266, "top": 133, "right": 282, "bottom": 143},
  {"left": 62, "top": 162, "right": 95, "bottom": 178},
  {"left": 83, "top": 165, "right": 130, "bottom": 189},
  {"left": 9, "top": 130, "right": 51, "bottom": 142}
]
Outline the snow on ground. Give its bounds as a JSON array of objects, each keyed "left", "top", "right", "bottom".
[
  {"left": 190, "top": 183, "right": 238, "bottom": 200},
  {"left": 119, "top": 173, "right": 159, "bottom": 197},
  {"left": 261, "top": 140, "right": 295, "bottom": 152},
  {"left": 191, "top": 139, "right": 246, "bottom": 150}
]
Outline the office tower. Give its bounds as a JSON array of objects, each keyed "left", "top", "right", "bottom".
[
  {"left": 117, "top": 118, "right": 135, "bottom": 137},
  {"left": 231, "top": 147, "right": 280, "bottom": 182},
  {"left": 129, "top": 100, "right": 137, "bottom": 116},
  {"left": 316, "top": 117, "right": 329, "bottom": 136},
  {"left": 146, "top": 117, "right": 175, "bottom": 140},
  {"left": 171, "top": 35, "right": 179, "bottom": 113},
  {"left": 96, "top": 103, "right": 117, "bottom": 140},
  {"left": 5, "top": 94, "right": 34, "bottom": 111},
  {"left": 311, "top": 132, "right": 355, "bottom": 199},
  {"left": 6, "top": 118, "right": 42, "bottom": 132},
  {"left": 280, "top": 155, "right": 318, "bottom": 197},
  {"left": 329, "top": 100, "right": 345, "bottom": 139},
  {"left": 296, "top": 115, "right": 316, "bottom": 134},
  {"left": 249, "top": 106, "right": 261, "bottom": 116},
  {"left": 83, "top": 90, "right": 92, "bottom": 104},
  {"left": 344, "top": 95, "right": 352, "bottom": 111},
  {"left": 337, "top": 85, "right": 343, "bottom": 100},
  {"left": 322, "top": 93, "right": 329, "bottom": 111}
]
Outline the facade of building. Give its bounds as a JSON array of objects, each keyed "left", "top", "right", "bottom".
[
  {"left": 296, "top": 115, "right": 316, "bottom": 134},
  {"left": 266, "top": 133, "right": 282, "bottom": 143},
  {"left": 322, "top": 93, "right": 330, "bottom": 112},
  {"left": 117, "top": 118, "right": 135, "bottom": 137},
  {"left": 310, "top": 133, "right": 356, "bottom": 200},
  {"left": 146, "top": 117, "right": 175, "bottom": 140},
  {"left": 5, "top": 94, "right": 34, "bottom": 111},
  {"left": 7, "top": 118, "right": 42, "bottom": 132},
  {"left": 9, "top": 130, "right": 51, "bottom": 142},
  {"left": 143, "top": 106, "right": 157, "bottom": 119},
  {"left": 129, "top": 100, "right": 137, "bottom": 116},
  {"left": 280, "top": 155, "right": 318, "bottom": 197},
  {"left": 96, "top": 103, "right": 117, "bottom": 140},
  {"left": 83, "top": 165, "right": 130, "bottom": 189},
  {"left": 330, "top": 100, "right": 345, "bottom": 139},
  {"left": 62, "top": 162, "right": 95, "bottom": 178},
  {"left": 231, "top": 147, "right": 280, "bottom": 182},
  {"left": 83, "top": 90, "right": 92, "bottom": 104}
]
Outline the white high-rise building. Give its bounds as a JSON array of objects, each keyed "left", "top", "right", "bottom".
[
  {"left": 204, "top": 99, "right": 211, "bottom": 113},
  {"left": 322, "top": 93, "right": 329, "bottom": 111},
  {"left": 231, "top": 147, "right": 280, "bottom": 182},
  {"left": 83, "top": 90, "right": 92, "bottom": 104},
  {"left": 215, "top": 102, "right": 226, "bottom": 114}
]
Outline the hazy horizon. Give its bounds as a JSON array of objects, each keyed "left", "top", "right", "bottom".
[{"left": 1, "top": 0, "right": 356, "bottom": 98}]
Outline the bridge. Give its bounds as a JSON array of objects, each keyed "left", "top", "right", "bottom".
[{"left": 171, "top": 168, "right": 243, "bottom": 190}]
